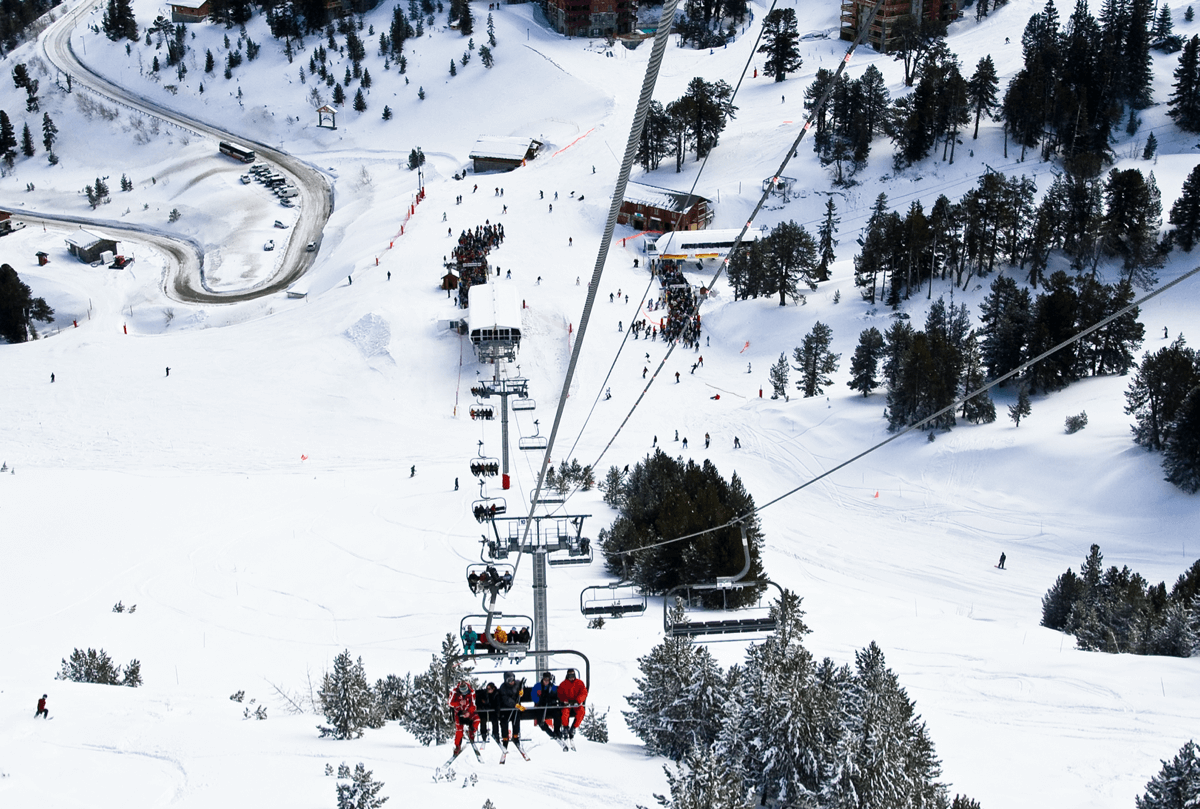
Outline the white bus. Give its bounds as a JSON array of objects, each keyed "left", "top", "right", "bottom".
[{"left": 219, "top": 141, "right": 256, "bottom": 163}]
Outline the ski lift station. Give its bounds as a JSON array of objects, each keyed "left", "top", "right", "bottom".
[
  {"left": 644, "top": 227, "right": 763, "bottom": 268},
  {"left": 468, "top": 282, "right": 523, "bottom": 363}
]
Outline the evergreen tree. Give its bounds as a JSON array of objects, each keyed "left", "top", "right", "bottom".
[
  {"left": 1101, "top": 168, "right": 1163, "bottom": 288},
  {"left": 1190, "top": 6, "right": 1197, "bottom": 21},
  {"left": 102, "top": 0, "right": 138, "bottom": 41},
  {"left": 336, "top": 762, "right": 388, "bottom": 809},
  {"left": 448, "top": 59, "right": 456, "bottom": 77},
  {"left": 979, "top": 275, "right": 1032, "bottom": 380},
  {"left": 967, "top": 54, "right": 1000, "bottom": 139},
  {"left": 0, "top": 263, "right": 53, "bottom": 343},
  {"left": 656, "top": 748, "right": 756, "bottom": 809},
  {"left": 479, "top": 45, "right": 493, "bottom": 68},
  {"left": 762, "top": 220, "right": 818, "bottom": 305},
  {"left": 1042, "top": 568, "right": 1084, "bottom": 629},
  {"left": 1154, "top": 3, "right": 1174, "bottom": 40},
  {"left": 1168, "top": 35, "right": 1200, "bottom": 131},
  {"left": 1125, "top": 337, "right": 1200, "bottom": 450},
  {"left": 768, "top": 352, "right": 789, "bottom": 398},
  {"left": 677, "top": 77, "right": 736, "bottom": 161},
  {"left": 1169, "top": 164, "right": 1200, "bottom": 250},
  {"left": 848, "top": 326, "right": 885, "bottom": 396},
  {"left": 815, "top": 198, "right": 838, "bottom": 281},
  {"left": 599, "top": 452, "right": 766, "bottom": 607},
  {"left": 757, "top": 8, "right": 802, "bottom": 82},
  {"left": 353, "top": 88, "right": 367, "bottom": 112},
  {"left": 487, "top": 12, "right": 496, "bottom": 47},
  {"left": 205, "top": 49, "right": 215, "bottom": 73},
  {"left": 854, "top": 193, "right": 891, "bottom": 304},
  {"left": 20, "top": 122, "right": 33, "bottom": 157},
  {"left": 1009, "top": 384, "right": 1032, "bottom": 426},
  {"left": 57, "top": 648, "right": 121, "bottom": 684},
  {"left": 1135, "top": 739, "right": 1200, "bottom": 809},
  {"left": 381, "top": 105, "right": 392, "bottom": 121},
  {"left": 333, "top": 82, "right": 345, "bottom": 104},
  {"left": 374, "top": 673, "right": 410, "bottom": 721},
  {"left": 1144, "top": 131, "right": 1158, "bottom": 160},
  {"left": 399, "top": 634, "right": 467, "bottom": 745},
  {"left": 0, "top": 111, "right": 16, "bottom": 168},
  {"left": 318, "top": 650, "right": 381, "bottom": 739},
  {"left": 959, "top": 333, "right": 996, "bottom": 423},
  {"left": 1163, "top": 386, "right": 1200, "bottom": 493},
  {"left": 623, "top": 607, "right": 729, "bottom": 761},
  {"left": 793, "top": 321, "right": 840, "bottom": 397},
  {"left": 636, "top": 101, "right": 672, "bottom": 172},
  {"left": 843, "top": 642, "right": 948, "bottom": 808}
]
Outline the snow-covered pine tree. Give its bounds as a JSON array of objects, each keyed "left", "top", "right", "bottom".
[
  {"left": 399, "top": 633, "right": 468, "bottom": 745},
  {"left": 623, "top": 603, "right": 727, "bottom": 761},
  {"left": 739, "top": 589, "right": 820, "bottom": 806},
  {"left": 1135, "top": 739, "right": 1200, "bottom": 809},
  {"left": 318, "top": 651, "right": 381, "bottom": 739},
  {"left": 58, "top": 648, "right": 122, "bottom": 684},
  {"left": 122, "top": 659, "right": 142, "bottom": 687},
  {"left": 336, "top": 762, "right": 388, "bottom": 809},
  {"left": 842, "top": 642, "right": 948, "bottom": 809},
  {"left": 768, "top": 352, "right": 789, "bottom": 398},
  {"left": 655, "top": 747, "right": 756, "bottom": 809},
  {"left": 1163, "top": 386, "right": 1200, "bottom": 493},
  {"left": 578, "top": 704, "right": 608, "bottom": 743},
  {"left": 375, "top": 673, "right": 411, "bottom": 721},
  {"left": 601, "top": 465, "right": 624, "bottom": 508}
]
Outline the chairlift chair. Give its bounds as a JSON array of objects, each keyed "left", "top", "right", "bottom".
[
  {"left": 660, "top": 520, "right": 782, "bottom": 637},
  {"left": 531, "top": 489, "right": 566, "bottom": 505},
  {"left": 470, "top": 403, "right": 495, "bottom": 420},
  {"left": 470, "top": 440, "right": 500, "bottom": 478},
  {"left": 580, "top": 582, "right": 647, "bottom": 617},
  {"left": 518, "top": 419, "right": 549, "bottom": 451},
  {"left": 511, "top": 397, "right": 536, "bottom": 412},
  {"left": 472, "top": 479, "right": 507, "bottom": 522},
  {"left": 465, "top": 563, "right": 516, "bottom": 598},
  {"left": 459, "top": 613, "right": 533, "bottom": 659},
  {"left": 548, "top": 518, "right": 593, "bottom": 566}
]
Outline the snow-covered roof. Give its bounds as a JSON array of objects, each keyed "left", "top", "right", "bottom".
[
  {"left": 170, "top": 0, "right": 209, "bottom": 9},
  {"left": 65, "top": 229, "right": 118, "bottom": 248},
  {"left": 623, "top": 181, "right": 708, "bottom": 213},
  {"left": 469, "top": 136, "right": 541, "bottom": 161}
]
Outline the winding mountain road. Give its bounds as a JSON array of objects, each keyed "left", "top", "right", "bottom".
[{"left": 38, "top": 0, "right": 333, "bottom": 303}]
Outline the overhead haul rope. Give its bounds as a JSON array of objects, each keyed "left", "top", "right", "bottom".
[
  {"left": 613, "top": 263, "right": 1200, "bottom": 560},
  {"left": 583, "top": 0, "right": 888, "bottom": 477},
  {"left": 560, "top": 1, "right": 781, "bottom": 468},
  {"left": 508, "top": 0, "right": 683, "bottom": 578}
]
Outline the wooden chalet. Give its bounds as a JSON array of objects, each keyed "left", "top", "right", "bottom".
[
  {"left": 618, "top": 181, "right": 713, "bottom": 232},
  {"left": 65, "top": 229, "right": 119, "bottom": 264},
  {"left": 545, "top": 0, "right": 635, "bottom": 37},
  {"left": 840, "top": 0, "right": 960, "bottom": 52},
  {"left": 169, "top": 0, "right": 212, "bottom": 23},
  {"left": 469, "top": 137, "right": 543, "bottom": 173}
]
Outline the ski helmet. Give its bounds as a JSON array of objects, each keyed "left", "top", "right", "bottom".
[
  {"left": 458, "top": 681, "right": 471, "bottom": 694},
  {"left": 565, "top": 668, "right": 576, "bottom": 679},
  {"left": 541, "top": 671, "right": 553, "bottom": 681},
  {"left": 504, "top": 671, "right": 515, "bottom": 682}
]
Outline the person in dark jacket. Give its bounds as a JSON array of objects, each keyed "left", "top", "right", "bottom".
[
  {"left": 476, "top": 681, "right": 499, "bottom": 742},
  {"left": 531, "top": 671, "right": 561, "bottom": 738},
  {"left": 35, "top": 694, "right": 48, "bottom": 718},
  {"left": 496, "top": 671, "right": 524, "bottom": 748}
]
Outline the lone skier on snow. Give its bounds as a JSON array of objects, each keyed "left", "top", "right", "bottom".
[{"left": 449, "top": 680, "right": 480, "bottom": 756}]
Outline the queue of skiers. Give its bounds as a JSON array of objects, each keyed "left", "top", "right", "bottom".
[{"left": 448, "top": 668, "right": 588, "bottom": 756}]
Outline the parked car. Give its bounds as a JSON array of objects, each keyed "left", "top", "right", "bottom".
[
  {"left": 273, "top": 220, "right": 287, "bottom": 229},
  {"left": 280, "top": 199, "right": 295, "bottom": 208},
  {"left": 240, "top": 175, "right": 252, "bottom": 184},
  {"left": 306, "top": 241, "right": 317, "bottom": 252},
  {"left": 276, "top": 186, "right": 299, "bottom": 198},
  {"left": 264, "top": 239, "right": 275, "bottom": 251}
]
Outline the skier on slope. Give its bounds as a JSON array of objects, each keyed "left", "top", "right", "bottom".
[
  {"left": 557, "top": 668, "right": 588, "bottom": 740},
  {"left": 449, "top": 680, "right": 481, "bottom": 755},
  {"left": 476, "top": 681, "right": 499, "bottom": 743}
]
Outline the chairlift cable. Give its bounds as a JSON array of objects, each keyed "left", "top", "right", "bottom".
[
  {"left": 614, "top": 263, "right": 1200, "bottom": 560},
  {"left": 511, "top": 0, "right": 685, "bottom": 568}
]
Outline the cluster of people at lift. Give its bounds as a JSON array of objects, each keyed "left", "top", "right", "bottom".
[
  {"left": 472, "top": 501, "right": 504, "bottom": 521},
  {"left": 450, "top": 221, "right": 507, "bottom": 308},
  {"left": 448, "top": 669, "right": 588, "bottom": 754},
  {"left": 469, "top": 459, "right": 500, "bottom": 477}
]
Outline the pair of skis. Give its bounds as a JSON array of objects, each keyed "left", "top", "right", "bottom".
[
  {"left": 433, "top": 737, "right": 483, "bottom": 782},
  {"left": 495, "top": 735, "right": 530, "bottom": 764}
]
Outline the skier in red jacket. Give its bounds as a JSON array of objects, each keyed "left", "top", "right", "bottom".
[
  {"left": 449, "top": 680, "right": 480, "bottom": 754},
  {"left": 557, "top": 669, "right": 588, "bottom": 740}
]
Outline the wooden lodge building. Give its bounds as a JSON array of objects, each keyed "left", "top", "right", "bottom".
[
  {"left": 840, "top": 0, "right": 960, "bottom": 52},
  {"left": 618, "top": 181, "right": 713, "bottom": 232}
]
